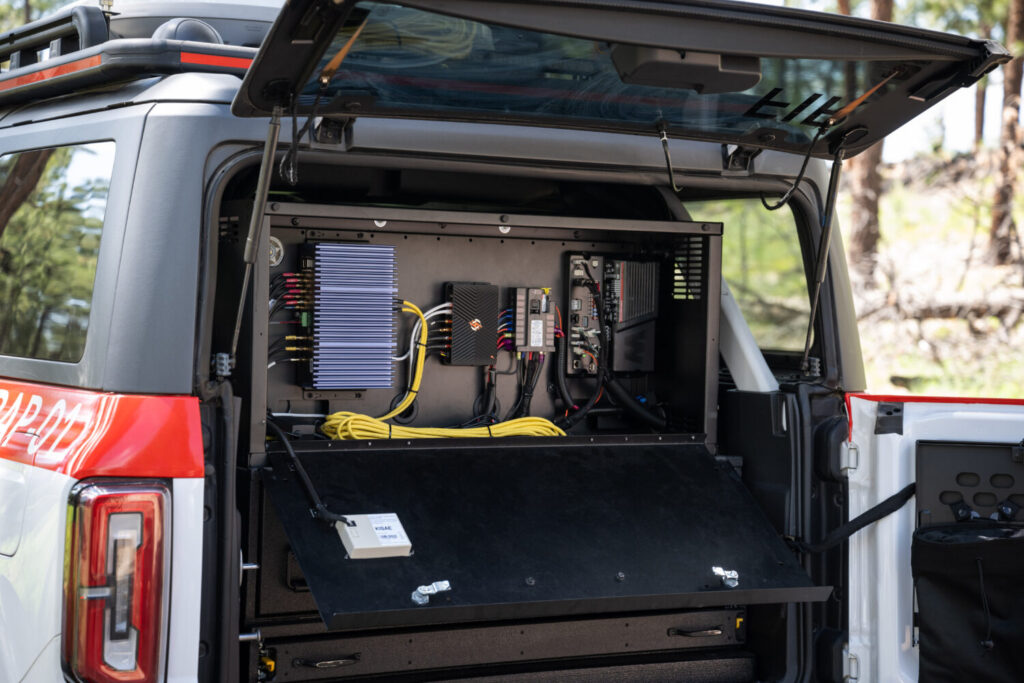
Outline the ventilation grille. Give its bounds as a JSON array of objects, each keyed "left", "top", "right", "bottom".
[
  {"left": 312, "top": 243, "right": 397, "bottom": 389},
  {"left": 672, "top": 237, "right": 704, "bottom": 301}
]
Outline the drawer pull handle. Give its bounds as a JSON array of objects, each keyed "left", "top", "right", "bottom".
[
  {"left": 667, "top": 627, "right": 723, "bottom": 638},
  {"left": 293, "top": 654, "right": 361, "bottom": 669}
]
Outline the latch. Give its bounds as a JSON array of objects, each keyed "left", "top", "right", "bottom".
[
  {"left": 874, "top": 402, "right": 904, "bottom": 435},
  {"left": 712, "top": 566, "right": 739, "bottom": 588},
  {"left": 721, "top": 144, "right": 761, "bottom": 175},
  {"left": 411, "top": 580, "right": 451, "bottom": 605},
  {"left": 840, "top": 441, "right": 859, "bottom": 474}
]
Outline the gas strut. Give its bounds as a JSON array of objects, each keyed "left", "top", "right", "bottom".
[
  {"left": 227, "top": 105, "right": 283, "bottom": 371},
  {"left": 800, "top": 140, "right": 846, "bottom": 375}
]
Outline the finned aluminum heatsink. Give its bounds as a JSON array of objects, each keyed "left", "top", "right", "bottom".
[{"left": 312, "top": 243, "right": 397, "bottom": 389}]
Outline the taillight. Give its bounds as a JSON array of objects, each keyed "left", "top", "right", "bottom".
[{"left": 63, "top": 481, "right": 170, "bottom": 682}]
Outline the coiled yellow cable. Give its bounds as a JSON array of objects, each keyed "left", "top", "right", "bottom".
[
  {"left": 320, "top": 300, "right": 565, "bottom": 440},
  {"left": 323, "top": 414, "right": 565, "bottom": 440}
]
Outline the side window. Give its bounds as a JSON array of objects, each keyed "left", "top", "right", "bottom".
[
  {"left": 686, "top": 198, "right": 810, "bottom": 351},
  {"left": 0, "top": 142, "right": 115, "bottom": 363}
]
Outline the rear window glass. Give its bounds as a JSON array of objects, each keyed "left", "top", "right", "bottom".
[
  {"left": 687, "top": 198, "right": 810, "bottom": 351},
  {"left": 0, "top": 142, "right": 115, "bottom": 363},
  {"left": 304, "top": 2, "right": 917, "bottom": 155}
]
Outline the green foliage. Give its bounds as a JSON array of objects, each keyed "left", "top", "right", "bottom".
[
  {"left": 0, "top": 143, "right": 113, "bottom": 362},
  {"left": 0, "top": 1, "right": 69, "bottom": 34},
  {"left": 903, "top": 0, "right": 1006, "bottom": 38},
  {"left": 687, "top": 198, "right": 811, "bottom": 351}
]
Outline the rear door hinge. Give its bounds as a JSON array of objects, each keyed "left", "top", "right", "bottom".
[
  {"left": 841, "top": 441, "right": 859, "bottom": 474},
  {"left": 843, "top": 644, "right": 859, "bottom": 682}
]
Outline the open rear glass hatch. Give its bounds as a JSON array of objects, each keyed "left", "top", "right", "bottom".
[{"left": 232, "top": 0, "right": 1009, "bottom": 159}]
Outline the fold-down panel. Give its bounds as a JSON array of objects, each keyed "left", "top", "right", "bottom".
[{"left": 265, "top": 442, "right": 829, "bottom": 630}]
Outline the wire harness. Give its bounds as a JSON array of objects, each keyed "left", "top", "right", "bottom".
[{"left": 320, "top": 300, "right": 565, "bottom": 439}]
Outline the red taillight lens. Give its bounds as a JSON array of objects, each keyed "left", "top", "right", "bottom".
[{"left": 64, "top": 481, "right": 170, "bottom": 682}]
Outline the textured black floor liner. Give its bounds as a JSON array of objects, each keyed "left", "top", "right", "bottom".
[{"left": 265, "top": 441, "right": 830, "bottom": 629}]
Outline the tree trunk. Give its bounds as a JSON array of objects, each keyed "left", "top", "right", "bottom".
[
  {"left": 845, "top": 0, "right": 893, "bottom": 284},
  {"left": 837, "top": 0, "right": 858, "bottom": 103},
  {"left": 0, "top": 148, "right": 53, "bottom": 242},
  {"left": 989, "top": 0, "right": 1024, "bottom": 265},
  {"left": 975, "top": 77, "right": 987, "bottom": 149},
  {"left": 23, "top": 0, "right": 30, "bottom": 24},
  {"left": 975, "top": 24, "right": 992, "bottom": 150}
]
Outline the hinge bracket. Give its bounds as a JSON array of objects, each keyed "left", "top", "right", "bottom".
[
  {"left": 843, "top": 644, "right": 859, "bottom": 681},
  {"left": 841, "top": 441, "right": 859, "bottom": 474}
]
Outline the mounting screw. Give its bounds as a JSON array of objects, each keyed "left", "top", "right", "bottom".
[
  {"left": 525, "top": 576, "right": 536, "bottom": 586},
  {"left": 615, "top": 572, "right": 626, "bottom": 582},
  {"left": 498, "top": 225, "right": 511, "bottom": 234}
]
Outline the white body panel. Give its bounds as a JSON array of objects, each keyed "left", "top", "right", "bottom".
[
  {"left": 0, "top": 460, "right": 28, "bottom": 557},
  {"left": 167, "top": 478, "right": 205, "bottom": 683},
  {"left": 846, "top": 396, "right": 1024, "bottom": 683},
  {"left": 0, "top": 466, "right": 205, "bottom": 683},
  {"left": 0, "top": 464, "right": 74, "bottom": 683}
]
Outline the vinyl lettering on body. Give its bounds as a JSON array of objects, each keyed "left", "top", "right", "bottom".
[{"left": 0, "top": 378, "right": 204, "bottom": 478}]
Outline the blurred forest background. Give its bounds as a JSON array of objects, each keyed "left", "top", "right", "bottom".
[
  {"left": 806, "top": 0, "right": 1024, "bottom": 397},
  {"left": 2, "top": 0, "right": 1023, "bottom": 396}
]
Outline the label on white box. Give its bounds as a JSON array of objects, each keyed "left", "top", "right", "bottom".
[{"left": 368, "top": 513, "right": 409, "bottom": 546}]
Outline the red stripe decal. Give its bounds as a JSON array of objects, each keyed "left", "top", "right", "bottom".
[
  {"left": 845, "top": 392, "right": 1024, "bottom": 442},
  {"left": 180, "top": 51, "right": 253, "bottom": 70},
  {"left": 0, "top": 54, "right": 102, "bottom": 93},
  {"left": 0, "top": 378, "right": 204, "bottom": 479}
]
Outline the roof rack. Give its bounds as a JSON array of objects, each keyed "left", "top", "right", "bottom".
[
  {"left": 0, "top": 4, "right": 256, "bottom": 109},
  {"left": 0, "top": 5, "right": 109, "bottom": 69}
]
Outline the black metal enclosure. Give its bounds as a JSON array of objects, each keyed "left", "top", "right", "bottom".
[{"left": 217, "top": 192, "right": 833, "bottom": 681}]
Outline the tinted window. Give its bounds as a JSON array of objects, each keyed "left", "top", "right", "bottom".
[
  {"left": 0, "top": 142, "right": 115, "bottom": 362},
  {"left": 687, "top": 198, "right": 810, "bottom": 351},
  {"left": 305, "top": 2, "right": 918, "bottom": 154}
]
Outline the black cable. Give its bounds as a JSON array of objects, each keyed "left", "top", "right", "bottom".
[
  {"left": 554, "top": 334, "right": 579, "bottom": 411},
  {"left": 657, "top": 121, "right": 683, "bottom": 193},
  {"left": 470, "top": 366, "right": 500, "bottom": 424},
  {"left": 557, "top": 270, "right": 606, "bottom": 430},
  {"left": 495, "top": 349, "right": 519, "bottom": 375},
  {"left": 504, "top": 354, "right": 529, "bottom": 420},
  {"left": 278, "top": 88, "right": 325, "bottom": 186},
  {"left": 760, "top": 125, "right": 826, "bottom": 211},
  {"left": 602, "top": 375, "right": 666, "bottom": 430},
  {"left": 266, "top": 419, "right": 350, "bottom": 526},
  {"left": 514, "top": 354, "right": 544, "bottom": 419}
]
